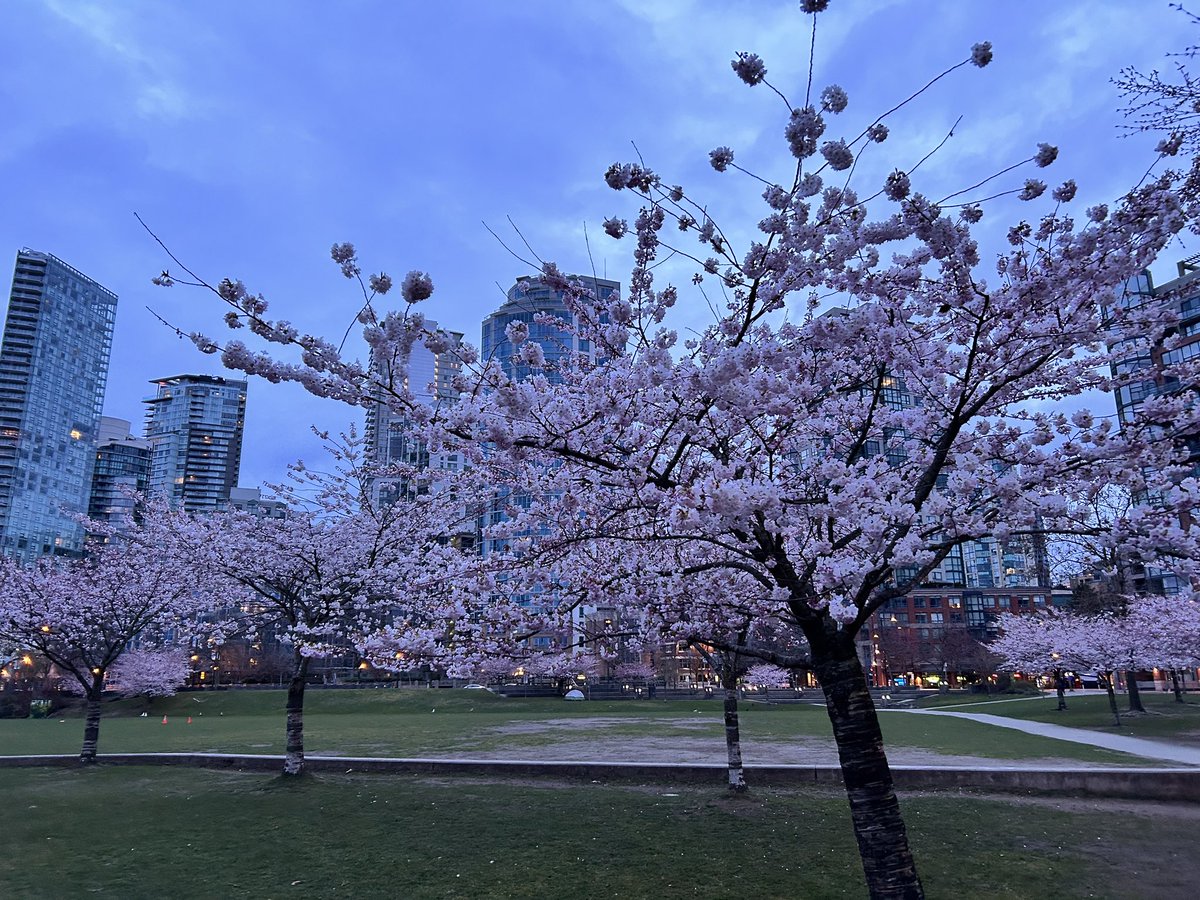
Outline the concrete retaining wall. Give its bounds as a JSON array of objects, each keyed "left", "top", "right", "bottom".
[{"left": 2, "top": 753, "right": 1198, "bottom": 801}]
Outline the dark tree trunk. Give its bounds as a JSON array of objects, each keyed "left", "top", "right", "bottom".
[
  {"left": 1125, "top": 669, "right": 1145, "bottom": 713},
  {"left": 283, "top": 655, "right": 309, "bottom": 776},
  {"left": 79, "top": 693, "right": 103, "bottom": 764},
  {"left": 1054, "top": 668, "right": 1067, "bottom": 711},
  {"left": 1172, "top": 669, "right": 1185, "bottom": 703},
  {"left": 1101, "top": 672, "right": 1121, "bottom": 726},
  {"left": 812, "top": 632, "right": 924, "bottom": 899},
  {"left": 720, "top": 665, "right": 747, "bottom": 792}
]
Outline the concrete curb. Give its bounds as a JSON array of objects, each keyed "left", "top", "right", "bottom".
[{"left": 2, "top": 753, "right": 1198, "bottom": 801}]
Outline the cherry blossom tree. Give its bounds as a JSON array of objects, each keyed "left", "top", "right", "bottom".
[
  {"left": 613, "top": 661, "right": 656, "bottom": 681},
  {"left": 744, "top": 663, "right": 793, "bottom": 705},
  {"left": 685, "top": 641, "right": 753, "bottom": 792},
  {"left": 994, "top": 599, "right": 1200, "bottom": 723},
  {"left": 471, "top": 655, "right": 521, "bottom": 684},
  {"left": 150, "top": 437, "right": 474, "bottom": 776},
  {"left": 990, "top": 612, "right": 1078, "bottom": 711},
  {"left": 1051, "top": 484, "right": 1154, "bottom": 711},
  {"left": 1125, "top": 594, "right": 1200, "bottom": 701},
  {"left": 525, "top": 649, "right": 599, "bottom": 690},
  {"left": 543, "top": 533, "right": 784, "bottom": 793},
  {"left": 1116, "top": 4, "right": 1200, "bottom": 197},
  {"left": 0, "top": 542, "right": 203, "bottom": 762},
  {"left": 1065, "top": 616, "right": 1134, "bottom": 726},
  {"left": 108, "top": 649, "right": 191, "bottom": 699},
  {"left": 148, "top": 6, "right": 1200, "bottom": 896}
]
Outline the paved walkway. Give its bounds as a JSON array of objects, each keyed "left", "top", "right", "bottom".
[{"left": 887, "top": 707, "right": 1200, "bottom": 767}]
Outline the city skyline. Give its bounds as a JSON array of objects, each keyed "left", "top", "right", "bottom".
[{"left": 0, "top": 1, "right": 1192, "bottom": 489}]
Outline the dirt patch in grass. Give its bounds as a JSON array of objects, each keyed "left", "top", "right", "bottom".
[
  {"left": 966, "top": 791, "right": 1200, "bottom": 820},
  {"left": 1168, "top": 728, "right": 1200, "bottom": 747},
  {"left": 444, "top": 723, "right": 1128, "bottom": 769},
  {"left": 489, "top": 715, "right": 717, "bottom": 734},
  {"left": 991, "top": 792, "right": 1200, "bottom": 898}
]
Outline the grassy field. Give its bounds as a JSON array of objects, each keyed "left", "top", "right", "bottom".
[
  {"left": 1, "top": 765, "right": 1195, "bottom": 899},
  {"left": 916, "top": 691, "right": 1200, "bottom": 742},
  {"left": 0, "top": 688, "right": 1164, "bottom": 766}
]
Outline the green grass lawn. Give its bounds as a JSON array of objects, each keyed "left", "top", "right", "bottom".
[
  {"left": 0, "top": 765, "right": 1193, "bottom": 899},
  {"left": 924, "top": 691, "right": 1200, "bottom": 741},
  {"left": 912, "top": 689, "right": 1046, "bottom": 709},
  {"left": 0, "top": 688, "right": 1161, "bottom": 766}
]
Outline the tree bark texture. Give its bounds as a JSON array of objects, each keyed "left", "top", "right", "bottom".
[
  {"left": 79, "top": 695, "right": 102, "bottom": 764},
  {"left": 1125, "top": 669, "right": 1145, "bottom": 713},
  {"left": 812, "top": 633, "right": 924, "bottom": 900},
  {"left": 1172, "top": 669, "right": 1184, "bottom": 703},
  {"left": 1101, "top": 672, "right": 1121, "bottom": 726},
  {"left": 721, "top": 666, "right": 747, "bottom": 792},
  {"left": 283, "top": 655, "right": 309, "bottom": 776}
]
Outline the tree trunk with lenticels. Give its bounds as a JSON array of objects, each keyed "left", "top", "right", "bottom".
[
  {"left": 812, "top": 631, "right": 924, "bottom": 900},
  {"left": 1101, "top": 671, "right": 1121, "bottom": 726},
  {"left": 1125, "top": 669, "right": 1145, "bottom": 712},
  {"left": 79, "top": 693, "right": 103, "bottom": 764},
  {"left": 283, "top": 653, "right": 310, "bottom": 776},
  {"left": 721, "top": 664, "right": 747, "bottom": 793}
]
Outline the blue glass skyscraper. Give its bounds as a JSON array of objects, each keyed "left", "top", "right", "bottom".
[
  {"left": 0, "top": 249, "right": 117, "bottom": 561},
  {"left": 144, "top": 374, "right": 247, "bottom": 514},
  {"left": 481, "top": 274, "right": 619, "bottom": 382},
  {"left": 87, "top": 416, "right": 151, "bottom": 539},
  {"left": 479, "top": 274, "right": 620, "bottom": 652}
]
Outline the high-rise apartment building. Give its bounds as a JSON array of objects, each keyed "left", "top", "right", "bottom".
[
  {"left": 365, "top": 320, "right": 463, "bottom": 470},
  {"left": 479, "top": 273, "right": 619, "bottom": 550},
  {"left": 480, "top": 274, "right": 619, "bottom": 553},
  {"left": 228, "top": 486, "right": 287, "bottom": 519},
  {"left": 0, "top": 249, "right": 117, "bottom": 561},
  {"left": 87, "top": 416, "right": 151, "bottom": 536},
  {"left": 144, "top": 374, "right": 247, "bottom": 514},
  {"left": 1108, "top": 261, "right": 1200, "bottom": 594},
  {"left": 481, "top": 274, "right": 619, "bottom": 382},
  {"left": 479, "top": 275, "right": 620, "bottom": 651}
]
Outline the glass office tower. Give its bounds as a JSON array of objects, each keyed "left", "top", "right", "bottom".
[
  {"left": 144, "top": 374, "right": 247, "bottom": 513},
  {"left": 481, "top": 274, "right": 619, "bottom": 383},
  {"left": 87, "top": 416, "right": 151, "bottom": 538},
  {"left": 0, "top": 249, "right": 118, "bottom": 561}
]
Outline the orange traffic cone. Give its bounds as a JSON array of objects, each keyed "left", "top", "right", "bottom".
[{"left": 161, "top": 716, "right": 168, "bottom": 725}]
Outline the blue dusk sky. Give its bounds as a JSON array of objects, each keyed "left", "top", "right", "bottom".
[{"left": 0, "top": 1, "right": 1193, "bottom": 489}]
